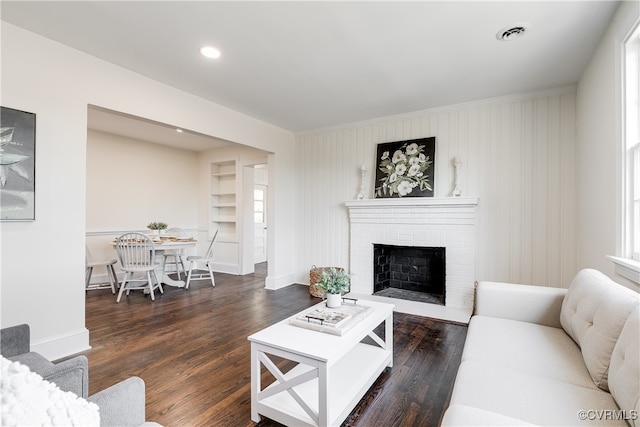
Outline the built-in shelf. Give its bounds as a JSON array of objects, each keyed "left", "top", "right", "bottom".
[
  {"left": 211, "top": 218, "right": 236, "bottom": 223},
  {"left": 210, "top": 160, "right": 237, "bottom": 240}
]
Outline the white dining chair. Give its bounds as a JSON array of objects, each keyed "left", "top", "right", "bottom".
[
  {"left": 163, "top": 227, "right": 187, "bottom": 278},
  {"left": 85, "top": 245, "right": 118, "bottom": 294},
  {"left": 115, "top": 232, "right": 163, "bottom": 302},
  {"left": 185, "top": 230, "right": 218, "bottom": 289}
]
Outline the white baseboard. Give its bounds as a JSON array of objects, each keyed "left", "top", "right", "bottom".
[
  {"left": 88, "top": 273, "right": 118, "bottom": 286},
  {"left": 213, "top": 262, "right": 241, "bottom": 275},
  {"left": 31, "top": 328, "right": 91, "bottom": 361},
  {"left": 265, "top": 273, "right": 295, "bottom": 290}
]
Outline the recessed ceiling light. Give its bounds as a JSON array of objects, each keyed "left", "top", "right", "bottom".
[
  {"left": 199, "top": 46, "right": 221, "bottom": 59},
  {"left": 496, "top": 23, "right": 531, "bottom": 41}
]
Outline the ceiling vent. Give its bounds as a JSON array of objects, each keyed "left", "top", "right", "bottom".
[{"left": 496, "top": 23, "right": 531, "bottom": 41}]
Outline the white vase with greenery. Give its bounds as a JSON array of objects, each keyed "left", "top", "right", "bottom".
[
  {"left": 317, "top": 268, "right": 350, "bottom": 308},
  {"left": 147, "top": 222, "right": 168, "bottom": 236}
]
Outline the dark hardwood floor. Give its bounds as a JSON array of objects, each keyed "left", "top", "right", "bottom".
[{"left": 82, "top": 263, "right": 467, "bottom": 427}]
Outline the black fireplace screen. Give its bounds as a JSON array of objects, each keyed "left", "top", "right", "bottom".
[{"left": 373, "top": 244, "right": 445, "bottom": 304}]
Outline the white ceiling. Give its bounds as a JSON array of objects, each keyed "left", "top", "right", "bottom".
[{"left": 1, "top": 1, "right": 621, "bottom": 147}]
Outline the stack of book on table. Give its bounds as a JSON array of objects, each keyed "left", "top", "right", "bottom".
[{"left": 290, "top": 302, "right": 373, "bottom": 336}]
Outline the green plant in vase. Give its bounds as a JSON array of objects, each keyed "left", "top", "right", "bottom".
[
  {"left": 147, "top": 222, "right": 168, "bottom": 236},
  {"left": 317, "top": 268, "right": 350, "bottom": 308}
]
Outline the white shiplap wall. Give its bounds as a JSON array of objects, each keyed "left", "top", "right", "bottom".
[{"left": 295, "top": 88, "right": 577, "bottom": 288}]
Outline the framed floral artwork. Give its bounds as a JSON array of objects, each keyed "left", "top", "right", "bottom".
[{"left": 374, "top": 137, "right": 435, "bottom": 198}]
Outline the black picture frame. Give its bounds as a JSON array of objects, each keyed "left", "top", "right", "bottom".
[
  {"left": 1, "top": 107, "right": 36, "bottom": 220},
  {"left": 374, "top": 137, "right": 435, "bottom": 198}
]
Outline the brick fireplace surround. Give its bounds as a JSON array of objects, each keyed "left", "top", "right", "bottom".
[{"left": 345, "top": 197, "right": 478, "bottom": 323}]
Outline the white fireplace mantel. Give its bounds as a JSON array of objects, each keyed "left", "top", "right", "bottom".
[
  {"left": 345, "top": 196, "right": 479, "bottom": 322},
  {"left": 345, "top": 197, "right": 479, "bottom": 209}
]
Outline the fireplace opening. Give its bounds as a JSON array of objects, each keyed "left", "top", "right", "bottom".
[{"left": 373, "top": 244, "right": 445, "bottom": 305}]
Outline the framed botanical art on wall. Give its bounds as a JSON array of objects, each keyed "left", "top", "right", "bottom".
[
  {"left": 374, "top": 137, "right": 435, "bottom": 198},
  {"left": 1, "top": 107, "right": 36, "bottom": 220}
]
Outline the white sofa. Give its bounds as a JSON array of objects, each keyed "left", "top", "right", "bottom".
[{"left": 442, "top": 269, "right": 639, "bottom": 426}]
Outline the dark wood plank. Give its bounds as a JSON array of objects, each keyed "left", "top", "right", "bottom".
[{"left": 81, "top": 264, "right": 467, "bottom": 426}]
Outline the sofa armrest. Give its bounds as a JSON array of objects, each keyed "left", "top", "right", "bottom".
[
  {"left": 89, "top": 376, "right": 147, "bottom": 427},
  {"left": 11, "top": 352, "right": 90, "bottom": 398},
  {"left": 0, "top": 324, "right": 30, "bottom": 357},
  {"left": 475, "top": 281, "right": 567, "bottom": 328},
  {"left": 43, "top": 355, "right": 89, "bottom": 398}
]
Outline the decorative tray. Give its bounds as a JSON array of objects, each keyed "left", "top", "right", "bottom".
[{"left": 289, "top": 299, "right": 372, "bottom": 336}]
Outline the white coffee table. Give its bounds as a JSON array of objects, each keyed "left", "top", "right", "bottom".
[{"left": 248, "top": 299, "right": 394, "bottom": 427}]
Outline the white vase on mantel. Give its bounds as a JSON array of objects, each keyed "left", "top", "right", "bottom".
[{"left": 326, "top": 293, "right": 342, "bottom": 308}]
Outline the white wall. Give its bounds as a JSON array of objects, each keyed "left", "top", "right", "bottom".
[
  {"left": 87, "top": 130, "right": 200, "bottom": 231},
  {"left": 86, "top": 130, "right": 200, "bottom": 273},
  {"left": 0, "top": 23, "right": 296, "bottom": 359},
  {"left": 576, "top": 1, "right": 639, "bottom": 288},
  {"left": 295, "top": 89, "right": 578, "bottom": 288},
  {"left": 1, "top": 27, "right": 92, "bottom": 359},
  {"left": 294, "top": 2, "right": 640, "bottom": 291}
]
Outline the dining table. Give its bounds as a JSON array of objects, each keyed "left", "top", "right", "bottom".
[
  {"left": 153, "top": 238, "right": 198, "bottom": 288},
  {"left": 113, "top": 237, "right": 197, "bottom": 288}
]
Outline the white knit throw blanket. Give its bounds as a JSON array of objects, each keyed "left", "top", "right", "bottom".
[{"left": 0, "top": 356, "right": 100, "bottom": 426}]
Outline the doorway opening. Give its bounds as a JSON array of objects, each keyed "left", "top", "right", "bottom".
[{"left": 252, "top": 164, "right": 268, "bottom": 269}]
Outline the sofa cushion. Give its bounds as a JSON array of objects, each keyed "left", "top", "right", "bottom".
[
  {"left": 608, "top": 307, "right": 640, "bottom": 427},
  {"left": 448, "top": 360, "right": 626, "bottom": 426},
  {"left": 441, "top": 404, "right": 535, "bottom": 426},
  {"left": 7, "top": 351, "right": 53, "bottom": 371},
  {"left": 560, "top": 269, "right": 639, "bottom": 391},
  {"left": 462, "top": 316, "right": 597, "bottom": 389}
]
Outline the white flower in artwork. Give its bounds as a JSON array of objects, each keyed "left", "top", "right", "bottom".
[
  {"left": 397, "top": 180, "right": 413, "bottom": 196},
  {"left": 389, "top": 173, "right": 398, "bottom": 183},
  {"left": 406, "top": 143, "right": 419, "bottom": 155},
  {"left": 395, "top": 163, "right": 407, "bottom": 176},
  {"left": 418, "top": 153, "right": 426, "bottom": 162},
  {"left": 392, "top": 150, "right": 406, "bottom": 163},
  {"left": 408, "top": 163, "right": 421, "bottom": 177},
  {"left": 381, "top": 151, "right": 390, "bottom": 160}
]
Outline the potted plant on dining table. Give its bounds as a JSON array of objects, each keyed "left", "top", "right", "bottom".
[
  {"left": 147, "top": 221, "right": 168, "bottom": 236},
  {"left": 316, "top": 267, "right": 351, "bottom": 308}
]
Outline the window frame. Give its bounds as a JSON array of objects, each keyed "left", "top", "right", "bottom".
[
  {"left": 624, "top": 23, "right": 639, "bottom": 262},
  {"left": 631, "top": 142, "right": 639, "bottom": 261},
  {"left": 609, "top": 14, "right": 640, "bottom": 285}
]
